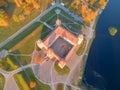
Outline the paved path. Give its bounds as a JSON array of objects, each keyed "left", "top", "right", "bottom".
[
  {"left": 63, "top": 46, "right": 83, "bottom": 90},
  {"left": 4, "top": 76, "right": 19, "bottom": 90}
]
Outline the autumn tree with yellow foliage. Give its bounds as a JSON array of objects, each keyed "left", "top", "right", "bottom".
[
  {"left": 69, "top": 0, "right": 108, "bottom": 25},
  {"left": 0, "top": 9, "right": 9, "bottom": 27},
  {"left": 98, "top": 0, "right": 108, "bottom": 9},
  {"left": 79, "top": 3, "right": 98, "bottom": 24}
]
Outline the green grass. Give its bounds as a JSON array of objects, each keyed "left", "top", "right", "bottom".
[
  {"left": 0, "top": 17, "right": 51, "bottom": 71},
  {"left": 59, "top": 11, "right": 83, "bottom": 34},
  {"left": 0, "top": 0, "right": 53, "bottom": 43},
  {"left": 0, "top": 56, "right": 18, "bottom": 71},
  {"left": 0, "top": 74, "right": 5, "bottom": 90},
  {"left": 41, "top": 9, "right": 56, "bottom": 22},
  {"left": 14, "top": 68, "right": 51, "bottom": 90},
  {"left": 54, "top": 63, "right": 70, "bottom": 76},
  {"left": 10, "top": 24, "right": 43, "bottom": 54},
  {"left": 67, "top": 85, "right": 72, "bottom": 90},
  {"left": 9, "top": 55, "right": 31, "bottom": 66},
  {"left": 14, "top": 74, "right": 30, "bottom": 90},
  {"left": 0, "top": 10, "right": 39, "bottom": 43},
  {"left": 76, "top": 39, "right": 87, "bottom": 56},
  {"left": 40, "top": 7, "right": 83, "bottom": 35},
  {"left": 0, "top": 55, "right": 31, "bottom": 71},
  {"left": 41, "top": 8, "right": 83, "bottom": 33},
  {"left": 9, "top": 24, "right": 51, "bottom": 54},
  {"left": 1, "top": 22, "right": 41, "bottom": 50},
  {"left": 56, "top": 84, "right": 64, "bottom": 90}
]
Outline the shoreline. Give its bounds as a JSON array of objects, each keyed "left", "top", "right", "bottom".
[{"left": 78, "top": 9, "right": 103, "bottom": 89}]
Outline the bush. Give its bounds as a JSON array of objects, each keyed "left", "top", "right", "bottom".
[
  {"left": 108, "top": 27, "right": 118, "bottom": 36},
  {"left": 76, "top": 39, "right": 86, "bottom": 56}
]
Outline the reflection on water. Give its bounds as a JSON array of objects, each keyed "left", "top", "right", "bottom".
[{"left": 83, "top": 0, "right": 120, "bottom": 90}]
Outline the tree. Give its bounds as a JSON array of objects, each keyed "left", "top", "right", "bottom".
[
  {"left": 13, "top": 15, "right": 20, "bottom": 22},
  {"left": 0, "top": 0, "right": 7, "bottom": 7},
  {"left": 108, "top": 27, "right": 118, "bottom": 36},
  {"left": 71, "top": 0, "right": 81, "bottom": 9},
  {"left": 29, "top": 81, "right": 36, "bottom": 88},
  {"left": 32, "top": 1, "right": 40, "bottom": 9},
  {"left": 0, "top": 9, "right": 9, "bottom": 27}
]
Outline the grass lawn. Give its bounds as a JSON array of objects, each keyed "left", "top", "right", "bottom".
[
  {"left": 42, "top": 7, "right": 83, "bottom": 35},
  {"left": 0, "top": 56, "right": 18, "bottom": 71},
  {"left": 1, "top": 22, "right": 41, "bottom": 50},
  {"left": 54, "top": 63, "right": 70, "bottom": 76},
  {"left": 9, "top": 23, "right": 43, "bottom": 54},
  {"left": 76, "top": 39, "right": 86, "bottom": 56},
  {"left": 9, "top": 24, "right": 51, "bottom": 54},
  {"left": 67, "top": 85, "right": 72, "bottom": 90},
  {"left": 14, "top": 68, "right": 51, "bottom": 90},
  {"left": 0, "top": 0, "right": 53, "bottom": 43},
  {"left": 56, "top": 84, "right": 64, "bottom": 90},
  {"left": 0, "top": 14, "right": 52, "bottom": 71},
  {"left": 0, "top": 74, "right": 5, "bottom": 90},
  {"left": 0, "top": 55, "right": 31, "bottom": 71},
  {"left": 9, "top": 55, "right": 31, "bottom": 66}
]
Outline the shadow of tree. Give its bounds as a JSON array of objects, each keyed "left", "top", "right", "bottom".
[{"left": 5, "top": 2, "right": 16, "bottom": 18}]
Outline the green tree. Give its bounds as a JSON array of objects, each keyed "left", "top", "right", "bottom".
[{"left": 108, "top": 27, "right": 118, "bottom": 36}]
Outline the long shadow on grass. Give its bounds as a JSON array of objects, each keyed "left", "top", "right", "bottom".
[
  {"left": 5, "top": 2, "right": 16, "bottom": 18},
  {"left": 1, "top": 22, "right": 41, "bottom": 50}
]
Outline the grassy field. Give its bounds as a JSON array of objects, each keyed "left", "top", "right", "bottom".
[
  {"left": 0, "top": 74, "right": 5, "bottom": 90},
  {"left": 0, "top": 56, "right": 18, "bottom": 71},
  {"left": 1, "top": 22, "right": 41, "bottom": 50},
  {"left": 54, "top": 63, "right": 70, "bottom": 76},
  {"left": 0, "top": 12, "right": 52, "bottom": 71},
  {"left": 9, "top": 23, "right": 43, "bottom": 54},
  {"left": 14, "top": 68, "right": 51, "bottom": 90},
  {"left": 0, "top": 55, "right": 31, "bottom": 71},
  {"left": 76, "top": 39, "right": 87, "bottom": 56},
  {"left": 0, "top": 0, "right": 53, "bottom": 43},
  {"left": 9, "top": 55, "right": 31, "bottom": 66},
  {"left": 56, "top": 84, "right": 64, "bottom": 90},
  {"left": 10, "top": 25, "right": 51, "bottom": 54}
]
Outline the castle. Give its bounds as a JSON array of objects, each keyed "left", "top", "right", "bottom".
[{"left": 36, "top": 19, "right": 84, "bottom": 68}]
